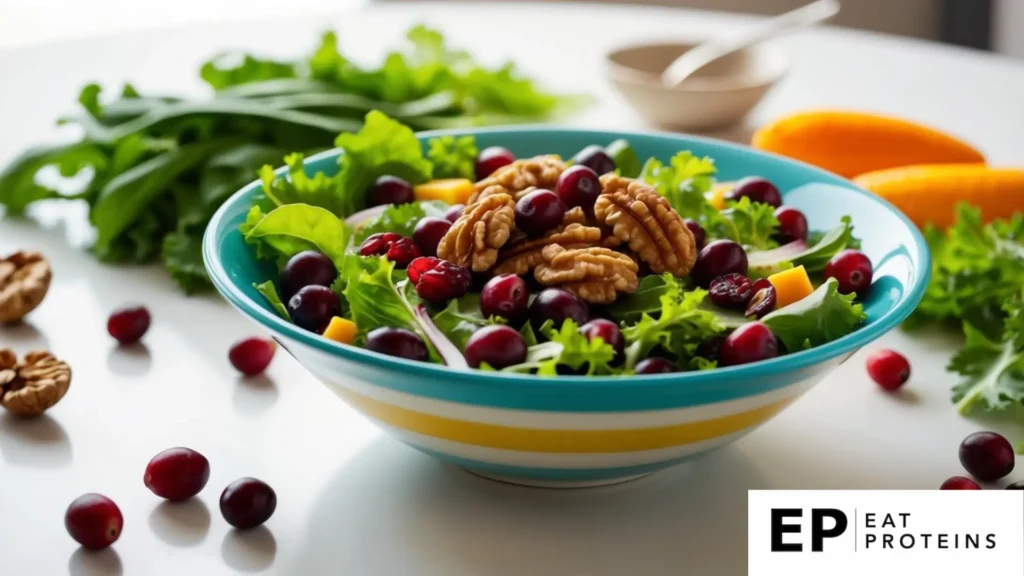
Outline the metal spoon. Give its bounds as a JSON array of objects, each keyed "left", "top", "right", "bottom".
[{"left": 661, "top": 0, "right": 840, "bottom": 87}]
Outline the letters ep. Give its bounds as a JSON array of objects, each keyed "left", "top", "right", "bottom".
[{"left": 771, "top": 508, "right": 849, "bottom": 552}]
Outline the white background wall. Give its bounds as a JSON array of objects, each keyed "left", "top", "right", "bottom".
[{"left": 996, "top": 0, "right": 1024, "bottom": 58}]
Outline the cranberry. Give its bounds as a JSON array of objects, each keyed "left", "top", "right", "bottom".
[
  {"left": 580, "top": 319, "right": 625, "bottom": 363},
  {"left": 220, "top": 477, "right": 277, "bottom": 530},
  {"left": 959, "top": 431, "right": 1015, "bottom": 481},
  {"left": 107, "top": 306, "right": 151, "bottom": 344},
  {"left": 555, "top": 165, "right": 602, "bottom": 213},
  {"left": 475, "top": 146, "right": 516, "bottom": 180},
  {"left": 481, "top": 275, "right": 529, "bottom": 321},
  {"left": 865, "top": 349, "right": 910, "bottom": 391},
  {"left": 940, "top": 476, "right": 981, "bottom": 490},
  {"left": 515, "top": 189, "right": 566, "bottom": 237},
  {"left": 406, "top": 257, "right": 472, "bottom": 303},
  {"left": 228, "top": 337, "right": 276, "bottom": 376},
  {"left": 287, "top": 285, "right": 339, "bottom": 334},
  {"left": 683, "top": 219, "right": 706, "bottom": 250},
  {"left": 635, "top": 357, "right": 677, "bottom": 374},
  {"left": 367, "top": 175, "right": 413, "bottom": 206},
  {"left": 65, "top": 494, "right": 123, "bottom": 550},
  {"left": 530, "top": 288, "right": 590, "bottom": 328},
  {"left": 1007, "top": 481, "right": 1024, "bottom": 490},
  {"left": 572, "top": 145, "right": 616, "bottom": 175},
  {"left": 709, "top": 273, "right": 754, "bottom": 310},
  {"left": 691, "top": 240, "right": 748, "bottom": 288},
  {"left": 365, "top": 327, "right": 429, "bottom": 362},
  {"left": 144, "top": 447, "right": 211, "bottom": 501},
  {"left": 359, "top": 233, "right": 420, "bottom": 268},
  {"left": 720, "top": 322, "right": 779, "bottom": 366},
  {"left": 774, "top": 206, "right": 808, "bottom": 244},
  {"left": 824, "top": 249, "right": 873, "bottom": 297},
  {"left": 279, "top": 251, "right": 337, "bottom": 300},
  {"left": 745, "top": 281, "right": 777, "bottom": 319},
  {"left": 464, "top": 325, "right": 527, "bottom": 369},
  {"left": 444, "top": 204, "right": 466, "bottom": 223},
  {"left": 726, "top": 177, "right": 782, "bottom": 207},
  {"left": 697, "top": 337, "right": 725, "bottom": 361},
  {"left": 413, "top": 217, "right": 452, "bottom": 257}
]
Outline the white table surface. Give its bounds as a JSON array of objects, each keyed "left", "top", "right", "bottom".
[{"left": 2, "top": 3, "right": 1024, "bottom": 575}]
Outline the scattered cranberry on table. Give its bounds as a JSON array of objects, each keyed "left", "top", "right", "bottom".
[
  {"left": 708, "top": 273, "right": 755, "bottom": 310},
  {"left": 220, "top": 478, "right": 277, "bottom": 530},
  {"left": 726, "top": 177, "right": 782, "bottom": 208},
  {"left": 229, "top": 337, "right": 276, "bottom": 376},
  {"left": 959, "top": 431, "right": 1015, "bottom": 482},
  {"left": 515, "top": 189, "right": 566, "bottom": 237},
  {"left": 144, "top": 447, "right": 211, "bottom": 502},
  {"left": 530, "top": 288, "right": 590, "bottom": 328},
  {"left": 464, "top": 325, "right": 527, "bottom": 369},
  {"left": 555, "top": 165, "right": 602, "bottom": 213},
  {"left": 65, "top": 493, "right": 123, "bottom": 550},
  {"left": 107, "top": 306, "right": 151, "bottom": 344},
  {"left": 367, "top": 175, "right": 413, "bottom": 206},
  {"left": 773, "top": 206, "right": 808, "bottom": 243},
  {"left": 572, "top": 145, "right": 616, "bottom": 175},
  {"left": 475, "top": 146, "right": 516, "bottom": 180},
  {"left": 580, "top": 319, "right": 625, "bottom": 363},
  {"left": 691, "top": 240, "right": 749, "bottom": 288},
  {"left": 824, "top": 249, "right": 873, "bottom": 297},
  {"left": 683, "top": 219, "right": 706, "bottom": 251},
  {"left": 745, "top": 280, "right": 777, "bottom": 319},
  {"left": 635, "top": 357, "right": 677, "bottom": 374},
  {"left": 365, "top": 327, "right": 429, "bottom": 362},
  {"left": 720, "top": 322, "right": 779, "bottom": 366},
  {"left": 413, "top": 217, "right": 452, "bottom": 257},
  {"left": 279, "top": 251, "right": 338, "bottom": 301},
  {"left": 359, "top": 233, "right": 421, "bottom": 268},
  {"left": 287, "top": 285, "right": 339, "bottom": 334},
  {"left": 865, "top": 349, "right": 910, "bottom": 391},
  {"left": 444, "top": 203, "right": 466, "bottom": 223},
  {"left": 940, "top": 476, "right": 981, "bottom": 490},
  {"left": 481, "top": 274, "right": 529, "bottom": 321}
]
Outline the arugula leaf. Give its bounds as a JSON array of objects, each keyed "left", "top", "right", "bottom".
[
  {"left": 427, "top": 135, "right": 478, "bottom": 179},
  {"left": 761, "top": 278, "right": 866, "bottom": 351},
  {"left": 747, "top": 216, "right": 856, "bottom": 276},
  {"left": 534, "top": 320, "right": 618, "bottom": 376},
  {"left": 353, "top": 200, "right": 447, "bottom": 243},
  {"left": 712, "top": 197, "right": 779, "bottom": 250},
  {"left": 639, "top": 152, "right": 720, "bottom": 226},
  {"left": 253, "top": 281, "right": 291, "bottom": 320},
  {"left": 241, "top": 203, "right": 350, "bottom": 268},
  {"left": 621, "top": 286, "right": 724, "bottom": 370},
  {"left": 431, "top": 294, "right": 490, "bottom": 350}
]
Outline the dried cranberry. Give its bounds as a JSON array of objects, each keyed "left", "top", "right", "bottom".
[
  {"left": 367, "top": 175, "right": 413, "bottom": 206},
  {"left": 959, "top": 431, "right": 1015, "bottom": 481},
  {"left": 774, "top": 206, "right": 808, "bottom": 244},
  {"left": 824, "top": 249, "right": 873, "bottom": 297},
  {"left": 515, "top": 189, "right": 566, "bottom": 237},
  {"left": 580, "top": 319, "right": 625, "bottom": 363},
  {"left": 745, "top": 281, "right": 777, "bottom": 318},
  {"left": 475, "top": 147, "right": 516, "bottom": 180},
  {"left": 359, "top": 233, "right": 420, "bottom": 268},
  {"left": 865, "top": 349, "right": 911, "bottom": 391},
  {"left": 683, "top": 219, "right": 706, "bottom": 250},
  {"left": 726, "top": 177, "right": 782, "bottom": 207},
  {"left": 108, "top": 306, "right": 151, "bottom": 344},
  {"left": 413, "top": 217, "right": 452, "bottom": 257},
  {"left": 220, "top": 478, "right": 277, "bottom": 530},
  {"left": 65, "top": 494, "right": 123, "bottom": 550},
  {"left": 572, "top": 145, "right": 616, "bottom": 175},
  {"left": 464, "top": 325, "right": 527, "bottom": 369},
  {"left": 635, "top": 357, "right": 677, "bottom": 374},
  {"left": 360, "top": 232, "right": 402, "bottom": 256},
  {"left": 481, "top": 274, "right": 529, "bottom": 321},
  {"left": 555, "top": 165, "right": 602, "bottom": 213},
  {"left": 144, "top": 447, "right": 211, "bottom": 501},
  {"left": 940, "top": 476, "right": 981, "bottom": 490},
  {"left": 406, "top": 257, "right": 472, "bottom": 303},
  {"left": 709, "top": 273, "right": 755, "bottom": 310}
]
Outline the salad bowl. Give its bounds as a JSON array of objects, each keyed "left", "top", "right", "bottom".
[{"left": 204, "top": 126, "right": 929, "bottom": 488}]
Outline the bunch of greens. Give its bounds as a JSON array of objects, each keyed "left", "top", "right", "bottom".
[{"left": 0, "top": 25, "right": 586, "bottom": 293}]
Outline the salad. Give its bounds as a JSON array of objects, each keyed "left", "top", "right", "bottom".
[{"left": 239, "top": 111, "right": 868, "bottom": 376}]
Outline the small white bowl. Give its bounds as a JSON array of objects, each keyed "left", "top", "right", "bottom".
[{"left": 605, "top": 40, "right": 788, "bottom": 130}]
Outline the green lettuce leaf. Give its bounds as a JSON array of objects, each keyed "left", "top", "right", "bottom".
[
  {"left": 761, "top": 278, "right": 866, "bottom": 351},
  {"left": 200, "top": 53, "right": 297, "bottom": 90},
  {"left": 712, "top": 197, "right": 779, "bottom": 250},
  {"left": 503, "top": 320, "right": 619, "bottom": 375},
  {"left": 259, "top": 153, "right": 346, "bottom": 217},
  {"left": 241, "top": 203, "right": 350, "bottom": 268},
  {"left": 341, "top": 255, "right": 419, "bottom": 333},
  {"left": 639, "top": 152, "right": 719, "bottom": 226},
  {"left": 606, "top": 139, "right": 640, "bottom": 179},
  {"left": 426, "top": 135, "right": 478, "bottom": 179},
  {"left": 254, "top": 280, "right": 291, "bottom": 320},
  {"left": 621, "top": 286, "right": 724, "bottom": 370},
  {"left": 950, "top": 297, "right": 1024, "bottom": 416},
  {"left": 353, "top": 200, "right": 448, "bottom": 243},
  {"left": 748, "top": 216, "right": 856, "bottom": 276},
  {"left": 606, "top": 273, "right": 679, "bottom": 324},
  {"left": 431, "top": 294, "right": 490, "bottom": 350}
]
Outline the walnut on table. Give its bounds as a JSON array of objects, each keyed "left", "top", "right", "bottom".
[
  {"left": 0, "top": 348, "right": 71, "bottom": 417},
  {"left": 594, "top": 175, "right": 697, "bottom": 277},
  {"left": 0, "top": 251, "right": 51, "bottom": 323},
  {"left": 534, "top": 244, "right": 639, "bottom": 304},
  {"left": 469, "top": 156, "right": 567, "bottom": 204},
  {"left": 437, "top": 193, "right": 516, "bottom": 272}
]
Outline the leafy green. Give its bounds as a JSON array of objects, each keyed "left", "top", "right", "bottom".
[
  {"left": 254, "top": 281, "right": 291, "bottom": 320},
  {"left": 748, "top": 216, "right": 856, "bottom": 276},
  {"left": 200, "top": 54, "right": 296, "bottom": 90},
  {"left": 761, "top": 278, "right": 866, "bottom": 351},
  {"left": 606, "top": 139, "right": 640, "bottom": 179},
  {"left": 353, "top": 200, "right": 447, "bottom": 243},
  {"left": 431, "top": 294, "right": 490, "bottom": 350},
  {"left": 712, "top": 197, "right": 780, "bottom": 250},
  {"left": 162, "top": 230, "right": 210, "bottom": 294},
  {"left": 621, "top": 283, "right": 724, "bottom": 370},
  {"left": 242, "top": 203, "right": 350, "bottom": 268},
  {"left": 427, "top": 135, "right": 478, "bottom": 179},
  {"left": 639, "top": 152, "right": 719, "bottom": 226},
  {"left": 606, "top": 273, "right": 678, "bottom": 324},
  {"left": 503, "top": 320, "right": 619, "bottom": 376},
  {"left": 341, "top": 255, "right": 419, "bottom": 335}
]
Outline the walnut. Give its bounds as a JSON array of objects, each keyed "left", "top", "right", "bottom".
[
  {"left": 534, "top": 245, "right": 639, "bottom": 304},
  {"left": 0, "top": 348, "right": 71, "bottom": 417},
  {"left": 493, "top": 223, "right": 603, "bottom": 276},
  {"left": 0, "top": 251, "right": 51, "bottom": 323},
  {"left": 594, "top": 175, "right": 697, "bottom": 277},
  {"left": 437, "top": 193, "right": 516, "bottom": 272},
  {"left": 469, "top": 156, "right": 566, "bottom": 204}
]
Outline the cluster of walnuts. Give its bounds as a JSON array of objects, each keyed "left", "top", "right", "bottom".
[{"left": 436, "top": 156, "right": 699, "bottom": 304}]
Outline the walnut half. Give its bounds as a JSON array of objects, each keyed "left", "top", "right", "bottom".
[
  {"left": 469, "top": 156, "right": 567, "bottom": 204},
  {"left": 0, "top": 251, "right": 52, "bottom": 323},
  {"left": 437, "top": 193, "right": 516, "bottom": 272},
  {"left": 534, "top": 245, "right": 639, "bottom": 304},
  {"left": 0, "top": 348, "right": 71, "bottom": 417}
]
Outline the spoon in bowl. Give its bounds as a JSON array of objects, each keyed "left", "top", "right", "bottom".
[{"left": 660, "top": 0, "right": 840, "bottom": 87}]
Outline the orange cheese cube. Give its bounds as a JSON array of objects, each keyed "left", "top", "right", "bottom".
[
  {"left": 414, "top": 179, "right": 474, "bottom": 205},
  {"left": 768, "top": 265, "right": 815, "bottom": 308},
  {"left": 707, "top": 181, "right": 733, "bottom": 210},
  {"left": 323, "top": 317, "right": 358, "bottom": 345}
]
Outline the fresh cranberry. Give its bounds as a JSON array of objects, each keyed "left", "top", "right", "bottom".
[
  {"left": 144, "top": 447, "right": 211, "bottom": 501},
  {"left": 481, "top": 275, "right": 529, "bottom": 321},
  {"left": 959, "top": 432, "right": 1015, "bottom": 481},
  {"left": 407, "top": 257, "right": 472, "bottom": 303},
  {"left": 721, "top": 322, "right": 779, "bottom": 366},
  {"left": 940, "top": 476, "right": 981, "bottom": 490},
  {"left": 709, "top": 273, "right": 754, "bottom": 310},
  {"left": 108, "top": 306, "right": 151, "bottom": 344},
  {"left": 515, "top": 189, "right": 566, "bottom": 237},
  {"left": 413, "top": 217, "right": 452, "bottom": 257},
  {"left": 530, "top": 288, "right": 590, "bottom": 328},
  {"left": 697, "top": 337, "right": 725, "bottom": 361},
  {"left": 773, "top": 207, "right": 808, "bottom": 244},
  {"left": 359, "top": 233, "right": 420, "bottom": 268},
  {"left": 229, "top": 337, "right": 276, "bottom": 376},
  {"left": 65, "top": 494, "right": 123, "bottom": 550},
  {"left": 573, "top": 145, "right": 616, "bottom": 175},
  {"left": 635, "top": 357, "right": 677, "bottom": 374},
  {"left": 279, "top": 251, "right": 337, "bottom": 300},
  {"left": 367, "top": 175, "right": 413, "bottom": 206},
  {"left": 726, "top": 177, "right": 782, "bottom": 207},
  {"left": 475, "top": 146, "right": 516, "bottom": 180},
  {"left": 444, "top": 204, "right": 466, "bottom": 223},
  {"left": 220, "top": 478, "right": 277, "bottom": 530},
  {"left": 824, "top": 250, "right": 873, "bottom": 297},
  {"left": 464, "top": 325, "right": 527, "bottom": 369},
  {"left": 287, "top": 285, "right": 339, "bottom": 334},
  {"left": 745, "top": 281, "right": 777, "bottom": 318},
  {"left": 580, "top": 319, "right": 625, "bottom": 363},
  {"left": 691, "top": 240, "right": 748, "bottom": 288},
  {"left": 365, "top": 327, "right": 429, "bottom": 362},
  {"left": 683, "top": 219, "right": 706, "bottom": 250},
  {"left": 555, "top": 165, "right": 602, "bottom": 213},
  {"left": 865, "top": 349, "right": 910, "bottom": 391},
  {"left": 1007, "top": 481, "right": 1024, "bottom": 490}
]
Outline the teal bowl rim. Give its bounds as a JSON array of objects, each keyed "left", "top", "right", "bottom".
[{"left": 203, "top": 125, "right": 931, "bottom": 387}]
